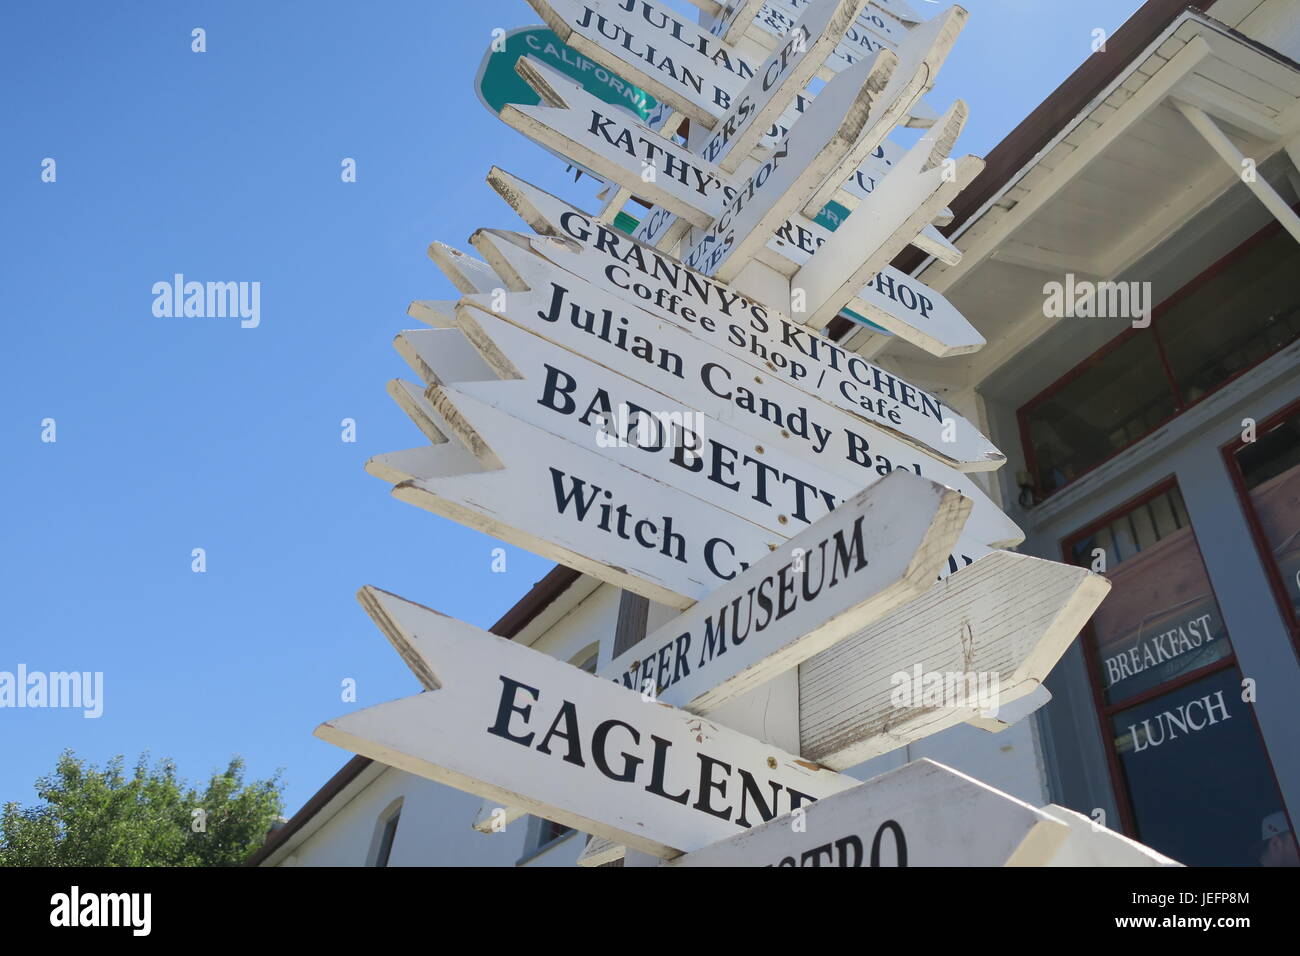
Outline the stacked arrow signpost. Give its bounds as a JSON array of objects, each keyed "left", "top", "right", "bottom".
[{"left": 319, "top": 0, "right": 1182, "bottom": 867}]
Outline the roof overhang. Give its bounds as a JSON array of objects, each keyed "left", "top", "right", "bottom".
[{"left": 840, "top": 9, "right": 1300, "bottom": 392}]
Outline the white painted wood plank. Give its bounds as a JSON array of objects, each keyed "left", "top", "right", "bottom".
[
  {"left": 681, "top": 47, "right": 900, "bottom": 281},
  {"left": 601, "top": 468, "right": 970, "bottom": 711},
  {"left": 798, "top": 550, "right": 1111, "bottom": 768},
  {"left": 525, "top": 0, "right": 753, "bottom": 128},
  {"left": 502, "top": 57, "right": 731, "bottom": 227},
  {"left": 320, "top": 586, "right": 862, "bottom": 859},
  {"left": 794, "top": 101, "right": 983, "bottom": 329},
  {"left": 797, "top": 6, "right": 967, "bottom": 218},
  {"left": 1042, "top": 805, "right": 1183, "bottom": 866},
  {"left": 482, "top": 170, "right": 1006, "bottom": 465},
  {"left": 666, "top": 758, "right": 1072, "bottom": 866},
  {"left": 490, "top": 165, "right": 984, "bottom": 366},
  {"left": 385, "top": 379, "right": 447, "bottom": 445},
  {"left": 427, "top": 241, "right": 503, "bottom": 295},
  {"left": 463, "top": 233, "right": 1019, "bottom": 546},
  {"left": 394, "top": 328, "right": 496, "bottom": 386},
  {"left": 407, "top": 299, "right": 459, "bottom": 328},
  {"left": 699, "top": 0, "right": 876, "bottom": 174},
  {"left": 391, "top": 391, "right": 784, "bottom": 607}
]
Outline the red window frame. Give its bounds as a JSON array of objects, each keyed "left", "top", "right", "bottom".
[
  {"left": 1019, "top": 211, "right": 1300, "bottom": 500},
  {"left": 1060, "top": 477, "right": 1290, "bottom": 842},
  {"left": 1221, "top": 395, "right": 1300, "bottom": 660}
]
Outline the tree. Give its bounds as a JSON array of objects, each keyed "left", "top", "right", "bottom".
[{"left": 0, "top": 751, "right": 284, "bottom": 866}]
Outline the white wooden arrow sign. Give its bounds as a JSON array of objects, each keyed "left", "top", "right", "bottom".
[
  {"left": 427, "top": 241, "right": 503, "bottom": 295},
  {"left": 753, "top": 194, "right": 983, "bottom": 354},
  {"left": 697, "top": 0, "right": 876, "bottom": 173},
  {"left": 478, "top": 541, "right": 1107, "bottom": 842},
  {"left": 377, "top": 387, "right": 783, "bottom": 607},
  {"left": 664, "top": 758, "right": 1071, "bottom": 866},
  {"left": 459, "top": 232, "right": 1019, "bottom": 547},
  {"left": 562, "top": 546, "right": 1109, "bottom": 861},
  {"left": 798, "top": 549, "right": 1111, "bottom": 768},
  {"left": 597, "top": 468, "right": 971, "bottom": 710},
  {"left": 480, "top": 173, "right": 1004, "bottom": 465},
  {"left": 422, "top": 317, "right": 1004, "bottom": 544},
  {"left": 740, "top": 4, "right": 941, "bottom": 132},
  {"left": 510, "top": 6, "right": 959, "bottom": 286},
  {"left": 407, "top": 298, "right": 458, "bottom": 328},
  {"left": 503, "top": 57, "right": 731, "bottom": 228},
  {"left": 1041, "top": 805, "right": 1181, "bottom": 867},
  {"left": 762, "top": 0, "right": 905, "bottom": 53},
  {"left": 681, "top": 46, "right": 900, "bottom": 281},
  {"left": 531, "top": 544, "right": 1109, "bottom": 853},
  {"left": 490, "top": 162, "right": 983, "bottom": 373},
  {"left": 468, "top": 466, "right": 976, "bottom": 839},
  {"left": 794, "top": 100, "right": 982, "bottom": 330},
  {"left": 796, "top": 5, "right": 966, "bottom": 218},
  {"left": 512, "top": 15, "right": 950, "bottom": 286},
  {"left": 319, "top": 585, "right": 864, "bottom": 859},
  {"left": 525, "top": 0, "right": 753, "bottom": 128}
]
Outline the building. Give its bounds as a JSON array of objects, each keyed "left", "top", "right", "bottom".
[{"left": 251, "top": 0, "right": 1300, "bottom": 868}]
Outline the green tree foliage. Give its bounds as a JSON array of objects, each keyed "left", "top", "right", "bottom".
[{"left": 0, "top": 751, "right": 284, "bottom": 866}]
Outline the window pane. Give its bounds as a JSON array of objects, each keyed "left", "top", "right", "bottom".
[
  {"left": 375, "top": 812, "right": 399, "bottom": 867},
  {"left": 1071, "top": 488, "right": 1232, "bottom": 706},
  {"left": 1024, "top": 333, "right": 1176, "bottom": 493},
  {"left": 1158, "top": 227, "right": 1300, "bottom": 404},
  {"left": 1232, "top": 410, "right": 1300, "bottom": 633},
  {"left": 1070, "top": 484, "right": 1297, "bottom": 865},
  {"left": 1111, "top": 668, "right": 1297, "bottom": 866}
]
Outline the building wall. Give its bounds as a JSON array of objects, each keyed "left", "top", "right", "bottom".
[{"left": 972, "top": 161, "right": 1300, "bottom": 854}]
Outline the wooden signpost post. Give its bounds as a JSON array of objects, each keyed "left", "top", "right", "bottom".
[{"left": 317, "top": 0, "right": 1180, "bottom": 869}]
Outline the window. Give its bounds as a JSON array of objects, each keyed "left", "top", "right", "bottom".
[
  {"left": 374, "top": 813, "right": 399, "bottom": 867},
  {"left": 1020, "top": 216, "right": 1300, "bottom": 498},
  {"left": 1065, "top": 481, "right": 1297, "bottom": 866},
  {"left": 368, "top": 797, "right": 403, "bottom": 867},
  {"left": 1022, "top": 334, "right": 1176, "bottom": 494},
  {"left": 1224, "top": 400, "right": 1300, "bottom": 654},
  {"left": 1160, "top": 228, "right": 1300, "bottom": 404}
]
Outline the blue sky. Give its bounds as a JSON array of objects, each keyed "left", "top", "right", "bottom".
[{"left": 0, "top": 0, "right": 1144, "bottom": 821}]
